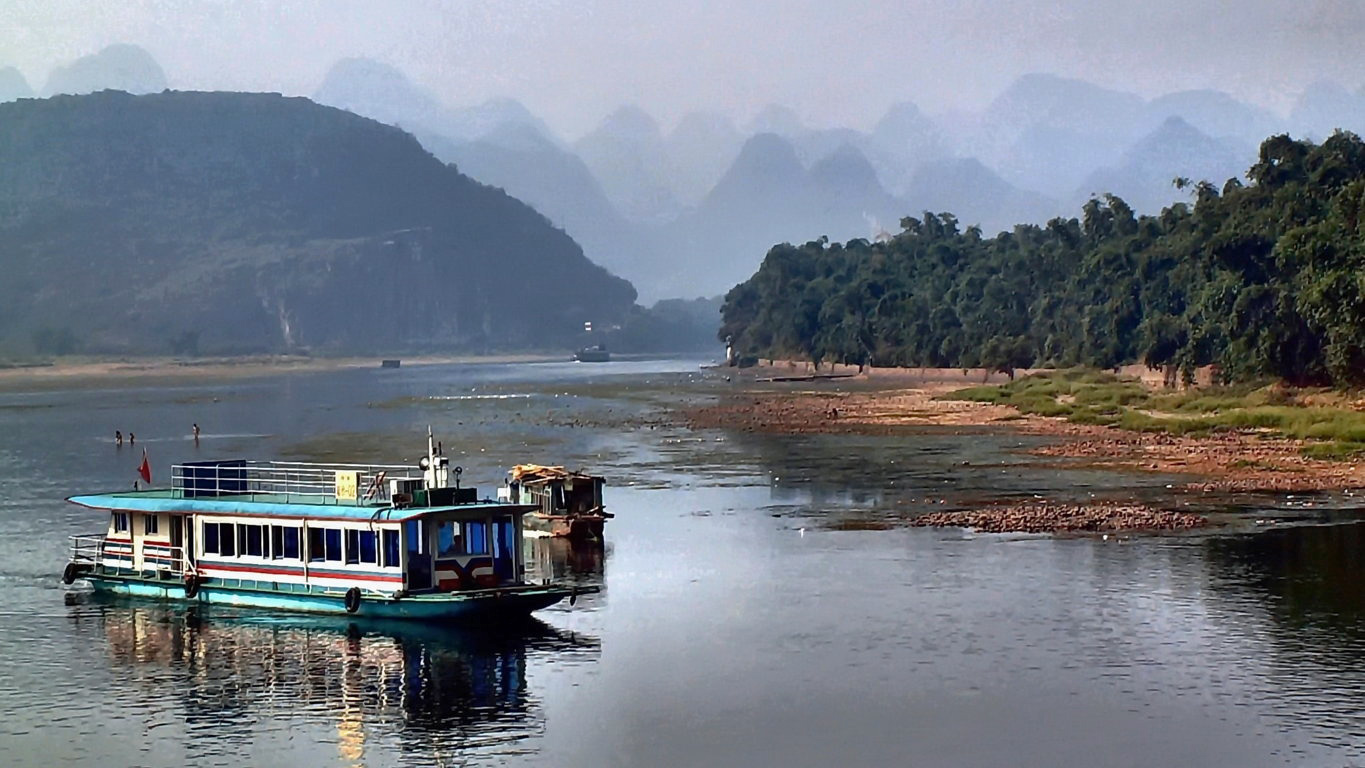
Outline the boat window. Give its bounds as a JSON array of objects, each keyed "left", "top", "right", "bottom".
[
  {"left": 345, "top": 529, "right": 359, "bottom": 564},
  {"left": 240, "top": 524, "right": 264, "bottom": 558},
  {"left": 112, "top": 513, "right": 129, "bottom": 533},
  {"left": 218, "top": 523, "right": 235, "bottom": 557},
  {"left": 436, "top": 521, "right": 462, "bottom": 558},
  {"left": 281, "top": 527, "right": 300, "bottom": 560},
  {"left": 144, "top": 514, "right": 159, "bottom": 535},
  {"left": 463, "top": 521, "right": 489, "bottom": 555},
  {"left": 357, "top": 530, "right": 378, "bottom": 564},
  {"left": 203, "top": 522, "right": 220, "bottom": 554},
  {"left": 324, "top": 528, "right": 343, "bottom": 562},
  {"left": 270, "top": 525, "right": 283, "bottom": 558},
  {"left": 382, "top": 529, "right": 400, "bottom": 567},
  {"left": 308, "top": 528, "right": 325, "bottom": 562},
  {"left": 435, "top": 519, "right": 490, "bottom": 556}
]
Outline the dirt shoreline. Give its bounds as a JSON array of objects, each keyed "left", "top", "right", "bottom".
[{"left": 686, "top": 364, "right": 1365, "bottom": 497}]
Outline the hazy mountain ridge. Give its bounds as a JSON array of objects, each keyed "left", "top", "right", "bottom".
[
  {"left": 1079, "top": 117, "right": 1250, "bottom": 214},
  {"left": 0, "top": 90, "right": 636, "bottom": 355},
  {"left": 0, "top": 67, "right": 33, "bottom": 102},
  {"left": 573, "top": 105, "right": 683, "bottom": 223},
  {"left": 20, "top": 45, "right": 1365, "bottom": 306},
  {"left": 42, "top": 43, "right": 167, "bottom": 97}
]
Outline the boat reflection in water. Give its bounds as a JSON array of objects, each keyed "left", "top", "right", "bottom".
[
  {"left": 524, "top": 534, "right": 607, "bottom": 589},
  {"left": 72, "top": 594, "right": 600, "bottom": 765}
]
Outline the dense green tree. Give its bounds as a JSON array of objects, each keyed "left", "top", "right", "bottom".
[{"left": 721, "top": 132, "right": 1365, "bottom": 387}]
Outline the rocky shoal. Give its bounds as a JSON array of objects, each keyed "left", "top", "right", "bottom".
[{"left": 910, "top": 503, "right": 1209, "bottom": 534}]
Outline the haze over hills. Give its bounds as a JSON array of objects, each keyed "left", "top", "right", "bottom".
[
  {"left": 42, "top": 43, "right": 167, "bottom": 97},
  {"left": 14, "top": 44, "right": 1365, "bottom": 306},
  {"left": 573, "top": 106, "right": 683, "bottom": 224},
  {"left": 0, "top": 67, "right": 33, "bottom": 102},
  {"left": 1079, "top": 117, "right": 1250, "bottom": 214},
  {"left": 662, "top": 111, "right": 745, "bottom": 206},
  {"left": 0, "top": 90, "right": 636, "bottom": 356},
  {"left": 292, "top": 49, "right": 1365, "bottom": 299}
]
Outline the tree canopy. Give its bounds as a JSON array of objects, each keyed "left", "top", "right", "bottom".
[{"left": 720, "top": 132, "right": 1365, "bottom": 387}]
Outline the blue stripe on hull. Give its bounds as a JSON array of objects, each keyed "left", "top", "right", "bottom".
[{"left": 86, "top": 576, "right": 567, "bottom": 620}]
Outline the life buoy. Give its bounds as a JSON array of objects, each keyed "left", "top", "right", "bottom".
[
  {"left": 184, "top": 574, "right": 200, "bottom": 599},
  {"left": 344, "top": 586, "right": 362, "bottom": 613},
  {"left": 61, "top": 562, "right": 79, "bottom": 585}
]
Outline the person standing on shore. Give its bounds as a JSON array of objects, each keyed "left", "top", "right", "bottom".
[
  {"left": 193, "top": 423, "right": 200, "bottom": 443},
  {"left": 129, "top": 433, "right": 135, "bottom": 445},
  {"left": 115, "top": 430, "right": 123, "bottom": 446}
]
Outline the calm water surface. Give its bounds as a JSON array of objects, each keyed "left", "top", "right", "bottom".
[{"left": 1, "top": 359, "right": 1363, "bottom": 767}]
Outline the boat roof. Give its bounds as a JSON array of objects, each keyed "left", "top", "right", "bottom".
[
  {"left": 509, "top": 464, "right": 604, "bottom": 484},
  {"left": 68, "top": 490, "right": 535, "bottom": 523}
]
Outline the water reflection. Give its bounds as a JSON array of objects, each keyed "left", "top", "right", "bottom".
[
  {"left": 1196, "top": 523, "right": 1365, "bottom": 755},
  {"left": 524, "top": 535, "right": 607, "bottom": 589},
  {"left": 70, "top": 596, "right": 600, "bottom": 765},
  {"left": 1206, "top": 521, "right": 1365, "bottom": 635}
]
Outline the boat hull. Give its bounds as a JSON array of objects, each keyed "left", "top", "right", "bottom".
[
  {"left": 524, "top": 513, "right": 607, "bottom": 541},
  {"left": 84, "top": 574, "right": 578, "bottom": 621}
]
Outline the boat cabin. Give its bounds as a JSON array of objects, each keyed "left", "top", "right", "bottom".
[
  {"left": 68, "top": 456, "right": 536, "bottom": 596},
  {"left": 501, "top": 464, "right": 605, "bottom": 517}
]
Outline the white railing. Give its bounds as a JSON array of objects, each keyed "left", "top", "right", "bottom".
[
  {"left": 69, "top": 533, "right": 108, "bottom": 566},
  {"left": 171, "top": 461, "right": 421, "bottom": 505},
  {"left": 69, "top": 534, "right": 195, "bottom": 577}
]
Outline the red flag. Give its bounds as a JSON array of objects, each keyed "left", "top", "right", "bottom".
[{"left": 138, "top": 449, "right": 152, "bottom": 484}]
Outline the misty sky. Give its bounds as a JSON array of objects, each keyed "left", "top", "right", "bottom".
[{"left": 6, "top": 0, "right": 1363, "bottom": 137}]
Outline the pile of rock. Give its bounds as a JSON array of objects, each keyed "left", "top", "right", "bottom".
[{"left": 911, "top": 503, "right": 1209, "bottom": 534}]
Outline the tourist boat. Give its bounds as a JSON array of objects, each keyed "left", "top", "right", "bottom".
[
  {"left": 572, "top": 344, "right": 610, "bottom": 362},
  {"left": 499, "top": 465, "right": 611, "bottom": 541},
  {"left": 61, "top": 432, "right": 595, "bottom": 620}
]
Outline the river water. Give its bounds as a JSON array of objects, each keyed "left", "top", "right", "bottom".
[{"left": 0, "top": 358, "right": 1362, "bottom": 767}]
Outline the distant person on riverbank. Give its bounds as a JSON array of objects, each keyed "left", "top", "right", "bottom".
[
  {"left": 193, "top": 423, "right": 200, "bottom": 442},
  {"left": 129, "top": 433, "right": 135, "bottom": 445},
  {"left": 115, "top": 430, "right": 123, "bottom": 446}
]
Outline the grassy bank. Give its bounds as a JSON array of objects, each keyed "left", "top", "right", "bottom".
[{"left": 950, "top": 370, "right": 1365, "bottom": 458}]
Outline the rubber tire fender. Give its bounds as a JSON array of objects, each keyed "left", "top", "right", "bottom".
[
  {"left": 344, "top": 586, "right": 362, "bottom": 614},
  {"left": 184, "top": 575, "right": 200, "bottom": 599},
  {"left": 61, "top": 562, "right": 79, "bottom": 585}
]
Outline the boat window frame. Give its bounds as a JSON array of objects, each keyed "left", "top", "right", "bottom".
[
  {"left": 308, "top": 527, "right": 325, "bottom": 562},
  {"left": 381, "top": 529, "right": 400, "bottom": 568},
  {"left": 143, "top": 514, "right": 159, "bottom": 535},
  {"left": 435, "top": 518, "right": 491, "bottom": 557},
  {"left": 112, "top": 512, "right": 129, "bottom": 534},
  {"left": 239, "top": 523, "right": 264, "bottom": 558},
  {"left": 463, "top": 520, "right": 490, "bottom": 556},
  {"left": 217, "top": 522, "right": 236, "bottom": 557},
  {"left": 356, "top": 529, "right": 378, "bottom": 565},
  {"left": 323, "top": 528, "right": 343, "bottom": 562},
  {"left": 344, "top": 529, "right": 360, "bottom": 565}
]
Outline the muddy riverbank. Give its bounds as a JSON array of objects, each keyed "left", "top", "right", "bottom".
[{"left": 683, "top": 367, "right": 1365, "bottom": 496}]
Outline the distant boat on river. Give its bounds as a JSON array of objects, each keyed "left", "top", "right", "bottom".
[{"left": 573, "top": 344, "right": 610, "bottom": 362}]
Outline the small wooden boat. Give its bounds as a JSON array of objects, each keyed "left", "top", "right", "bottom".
[
  {"left": 499, "top": 465, "right": 611, "bottom": 541},
  {"left": 61, "top": 431, "right": 595, "bottom": 620}
]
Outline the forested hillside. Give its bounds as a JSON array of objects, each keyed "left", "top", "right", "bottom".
[
  {"left": 720, "top": 133, "right": 1365, "bottom": 387},
  {"left": 0, "top": 90, "right": 637, "bottom": 355}
]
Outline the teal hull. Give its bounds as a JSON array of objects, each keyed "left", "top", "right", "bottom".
[{"left": 85, "top": 574, "right": 575, "bottom": 621}]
